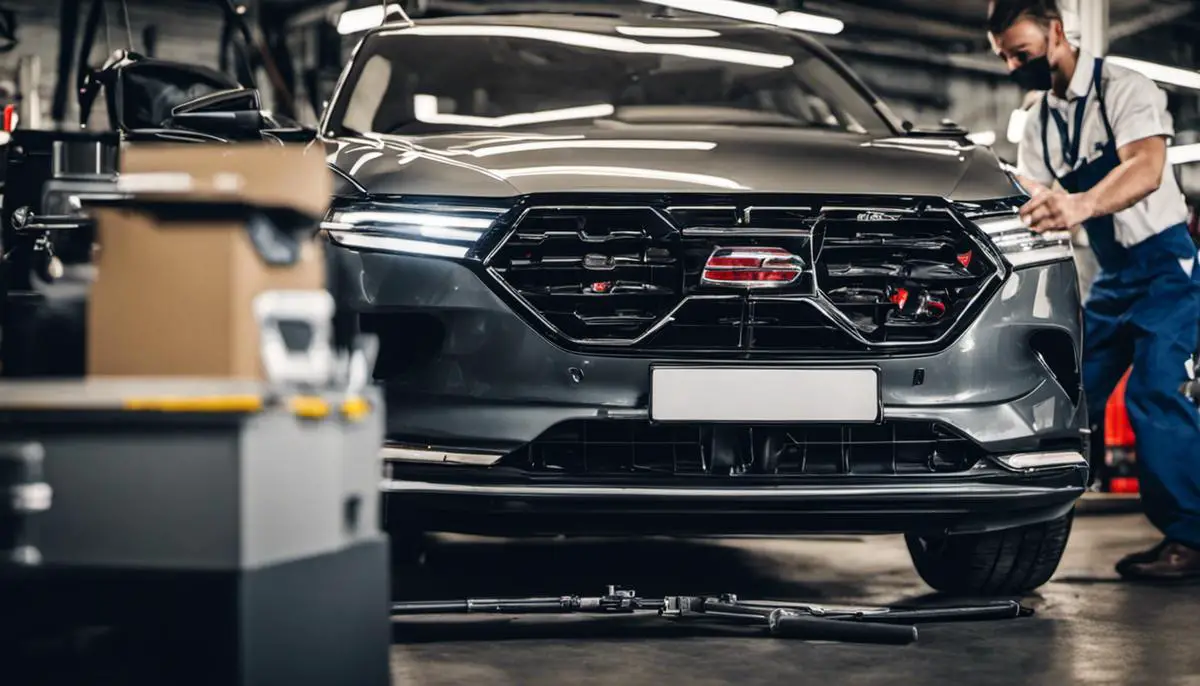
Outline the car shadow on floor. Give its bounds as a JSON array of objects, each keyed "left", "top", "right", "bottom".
[{"left": 392, "top": 535, "right": 859, "bottom": 601}]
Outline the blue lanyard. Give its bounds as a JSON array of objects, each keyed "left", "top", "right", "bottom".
[
  {"left": 1040, "top": 58, "right": 1116, "bottom": 186},
  {"left": 1048, "top": 92, "right": 1089, "bottom": 169}
]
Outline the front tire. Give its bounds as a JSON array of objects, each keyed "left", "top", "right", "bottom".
[{"left": 905, "top": 511, "right": 1074, "bottom": 596}]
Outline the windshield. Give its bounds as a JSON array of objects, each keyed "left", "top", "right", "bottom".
[{"left": 324, "top": 25, "right": 894, "bottom": 137}]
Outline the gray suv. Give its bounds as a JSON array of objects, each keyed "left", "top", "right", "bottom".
[{"left": 320, "top": 10, "right": 1089, "bottom": 595}]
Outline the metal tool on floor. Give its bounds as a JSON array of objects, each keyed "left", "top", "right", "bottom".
[{"left": 391, "top": 585, "right": 1034, "bottom": 645}]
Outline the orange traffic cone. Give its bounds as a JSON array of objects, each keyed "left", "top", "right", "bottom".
[{"left": 1105, "top": 369, "right": 1139, "bottom": 494}]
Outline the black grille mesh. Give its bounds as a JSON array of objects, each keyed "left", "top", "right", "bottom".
[
  {"left": 487, "top": 200, "right": 997, "bottom": 353},
  {"left": 817, "top": 212, "right": 992, "bottom": 343},
  {"left": 490, "top": 207, "right": 680, "bottom": 342}
]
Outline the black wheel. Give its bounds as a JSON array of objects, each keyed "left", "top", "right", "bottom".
[{"left": 905, "top": 510, "right": 1074, "bottom": 596}]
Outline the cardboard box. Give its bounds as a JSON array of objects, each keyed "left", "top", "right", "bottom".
[
  {"left": 87, "top": 144, "right": 332, "bottom": 379},
  {"left": 115, "top": 143, "right": 332, "bottom": 218}
]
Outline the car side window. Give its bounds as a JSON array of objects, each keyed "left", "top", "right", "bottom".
[{"left": 342, "top": 55, "right": 393, "bottom": 134}]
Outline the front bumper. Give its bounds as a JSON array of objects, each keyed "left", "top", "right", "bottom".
[
  {"left": 328, "top": 244, "right": 1086, "bottom": 455},
  {"left": 382, "top": 460, "right": 1088, "bottom": 536},
  {"left": 329, "top": 234, "right": 1090, "bottom": 537}
]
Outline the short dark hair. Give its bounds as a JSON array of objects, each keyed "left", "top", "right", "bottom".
[{"left": 987, "top": 0, "right": 1062, "bottom": 35}]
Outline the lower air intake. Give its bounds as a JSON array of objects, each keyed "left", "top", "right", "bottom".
[{"left": 504, "top": 420, "right": 985, "bottom": 477}]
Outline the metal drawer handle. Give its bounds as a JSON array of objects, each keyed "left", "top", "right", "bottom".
[{"left": 10, "top": 206, "right": 94, "bottom": 233}]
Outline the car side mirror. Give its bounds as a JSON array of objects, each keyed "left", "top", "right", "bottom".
[
  {"left": 173, "top": 87, "right": 262, "bottom": 115},
  {"left": 165, "top": 88, "right": 268, "bottom": 141},
  {"left": 169, "top": 109, "right": 266, "bottom": 140},
  {"left": 85, "top": 53, "right": 242, "bottom": 133}
]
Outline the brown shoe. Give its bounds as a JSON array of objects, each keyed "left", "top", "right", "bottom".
[
  {"left": 1121, "top": 541, "right": 1200, "bottom": 581},
  {"left": 1115, "top": 539, "right": 1170, "bottom": 576}
]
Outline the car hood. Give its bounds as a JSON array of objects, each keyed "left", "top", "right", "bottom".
[{"left": 325, "top": 125, "right": 1016, "bottom": 201}]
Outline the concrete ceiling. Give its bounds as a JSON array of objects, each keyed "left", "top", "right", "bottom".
[
  {"left": 267, "top": 0, "right": 1200, "bottom": 72},
  {"left": 812, "top": 0, "right": 1199, "bottom": 47},
  {"left": 290, "top": 0, "right": 1200, "bottom": 46}
]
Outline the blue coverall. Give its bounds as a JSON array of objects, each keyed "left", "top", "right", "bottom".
[{"left": 1041, "top": 58, "right": 1200, "bottom": 547}]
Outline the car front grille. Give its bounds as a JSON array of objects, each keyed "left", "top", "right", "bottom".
[
  {"left": 502, "top": 420, "right": 985, "bottom": 477},
  {"left": 485, "top": 196, "right": 1000, "bottom": 354}
]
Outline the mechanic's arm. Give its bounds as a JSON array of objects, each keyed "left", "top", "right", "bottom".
[
  {"left": 1018, "top": 70, "right": 1175, "bottom": 233},
  {"left": 1017, "top": 136, "right": 1167, "bottom": 232}
]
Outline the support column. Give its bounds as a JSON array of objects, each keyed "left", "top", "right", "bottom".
[
  {"left": 16, "top": 55, "right": 42, "bottom": 129},
  {"left": 1062, "top": 0, "right": 1110, "bottom": 55}
]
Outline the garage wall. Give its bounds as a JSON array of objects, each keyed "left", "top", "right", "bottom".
[{"left": 0, "top": 0, "right": 227, "bottom": 128}]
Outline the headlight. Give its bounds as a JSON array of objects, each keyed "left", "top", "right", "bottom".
[
  {"left": 974, "top": 214, "right": 1073, "bottom": 269},
  {"left": 321, "top": 204, "right": 509, "bottom": 259}
]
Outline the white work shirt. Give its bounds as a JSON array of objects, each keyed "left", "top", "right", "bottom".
[{"left": 1016, "top": 48, "right": 1189, "bottom": 248}]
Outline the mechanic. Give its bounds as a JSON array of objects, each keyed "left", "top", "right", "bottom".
[{"left": 988, "top": 0, "right": 1200, "bottom": 580}]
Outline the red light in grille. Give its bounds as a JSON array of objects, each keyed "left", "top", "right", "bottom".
[
  {"left": 890, "top": 288, "right": 946, "bottom": 320},
  {"left": 706, "top": 256, "right": 765, "bottom": 269},
  {"left": 590, "top": 282, "right": 612, "bottom": 293},
  {"left": 701, "top": 247, "right": 803, "bottom": 287},
  {"left": 1110, "top": 477, "right": 1140, "bottom": 494},
  {"left": 704, "top": 270, "right": 796, "bottom": 283}
]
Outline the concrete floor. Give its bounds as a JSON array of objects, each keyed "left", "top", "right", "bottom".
[{"left": 391, "top": 513, "right": 1199, "bottom": 686}]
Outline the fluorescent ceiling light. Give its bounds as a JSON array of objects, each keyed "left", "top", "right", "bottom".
[
  {"left": 640, "top": 0, "right": 843, "bottom": 35},
  {"left": 466, "top": 139, "right": 717, "bottom": 157},
  {"left": 649, "top": 0, "right": 776, "bottom": 23},
  {"left": 338, "top": 3, "right": 400, "bottom": 35},
  {"left": 1169, "top": 143, "right": 1200, "bottom": 165},
  {"left": 615, "top": 26, "right": 721, "bottom": 38},
  {"left": 1107, "top": 56, "right": 1200, "bottom": 91},
  {"left": 775, "top": 11, "right": 845, "bottom": 35},
  {"left": 388, "top": 25, "right": 794, "bottom": 69},
  {"left": 967, "top": 130, "right": 997, "bottom": 147},
  {"left": 413, "top": 95, "right": 615, "bottom": 128}
]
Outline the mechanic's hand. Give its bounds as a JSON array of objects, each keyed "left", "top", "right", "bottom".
[
  {"left": 1014, "top": 174, "right": 1047, "bottom": 197},
  {"left": 1019, "top": 183, "right": 1095, "bottom": 233}
]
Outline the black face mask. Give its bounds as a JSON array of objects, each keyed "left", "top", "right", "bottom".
[{"left": 1010, "top": 55, "right": 1054, "bottom": 91}]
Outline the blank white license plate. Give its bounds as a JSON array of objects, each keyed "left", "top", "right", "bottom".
[{"left": 650, "top": 367, "right": 880, "bottom": 423}]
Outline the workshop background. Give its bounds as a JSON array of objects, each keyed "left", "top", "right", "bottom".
[
  {"left": 2, "top": 0, "right": 1195, "bottom": 296},
  {"left": 1, "top": 1, "right": 1198, "bottom": 162},
  {"left": 2, "top": 1, "right": 1199, "bottom": 685}
]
